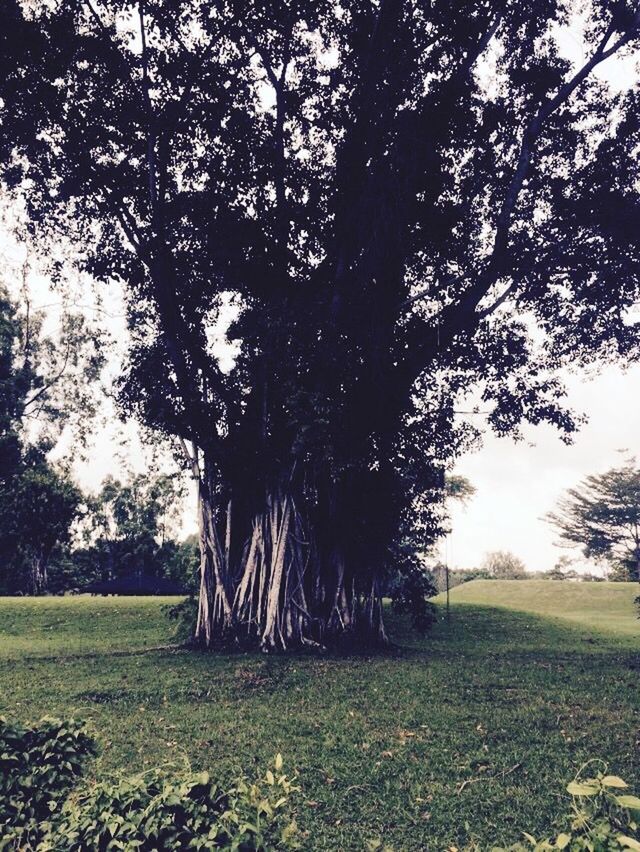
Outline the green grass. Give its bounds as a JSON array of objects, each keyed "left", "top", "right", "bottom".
[
  {"left": 434, "top": 579, "right": 640, "bottom": 636},
  {"left": 0, "top": 592, "right": 638, "bottom": 850}
]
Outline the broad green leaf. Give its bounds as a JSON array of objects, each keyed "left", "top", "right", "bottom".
[
  {"left": 618, "top": 836, "right": 640, "bottom": 851},
  {"left": 616, "top": 795, "right": 640, "bottom": 810},
  {"left": 602, "top": 776, "right": 628, "bottom": 788},
  {"left": 567, "top": 781, "right": 599, "bottom": 797}
]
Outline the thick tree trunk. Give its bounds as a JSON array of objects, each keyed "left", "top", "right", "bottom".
[{"left": 193, "top": 478, "right": 387, "bottom": 651}]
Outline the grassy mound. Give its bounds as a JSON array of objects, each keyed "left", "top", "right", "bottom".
[{"left": 434, "top": 579, "right": 639, "bottom": 637}]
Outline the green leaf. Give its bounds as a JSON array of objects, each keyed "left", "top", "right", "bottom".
[
  {"left": 602, "top": 776, "right": 628, "bottom": 788},
  {"left": 616, "top": 795, "right": 640, "bottom": 810},
  {"left": 567, "top": 781, "right": 599, "bottom": 797},
  {"left": 618, "top": 836, "right": 640, "bottom": 851}
]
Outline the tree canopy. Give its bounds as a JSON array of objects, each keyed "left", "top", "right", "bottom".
[
  {"left": 547, "top": 461, "right": 640, "bottom": 582},
  {"left": 1, "top": 1, "right": 639, "bottom": 646}
]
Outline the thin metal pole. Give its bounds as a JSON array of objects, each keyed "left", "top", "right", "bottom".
[
  {"left": 445, "top": 561, "right": 450, "bottom": 621},
  {"left": 445, "top": 534, "right": 450, "bottom": 622}
]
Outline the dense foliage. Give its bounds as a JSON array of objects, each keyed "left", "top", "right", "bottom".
[
  {"left": 46, "top": 760, "right": 299, "bottom": 851},
  {"left": 497, "top": 768, "right": 640, "bottom": 851},
  {"left": 548, "top": 462, "right": 640, "bottom": 582},
  {"left": 0, "top": 717, "right": 298, "bottom": 851},
  {"left": 71, "top": 472, "right": 198, "bottom": 592},
  {"left": 389, "top": 562, "right": 438, "bottom": 633},
  {"left": 1, "top": 1, "right": 639, "bottom": 646},
  {"left": 0, "top": 716, "right": 98, "bottom": 849}
]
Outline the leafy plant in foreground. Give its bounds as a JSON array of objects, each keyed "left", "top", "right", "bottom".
[
  {"left": 40, "top": 755, "right": 299, "bottom": 851},
  {"left": 0, "top": 715, "right": 298, "bottom": 851},
  {"left": 0, "top": 716, "right": 98, "bottom": 849},
  {"left": 495, "top": 765, "right": 640, "bottom": 851}
]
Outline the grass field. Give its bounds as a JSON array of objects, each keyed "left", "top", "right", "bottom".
[
  {"left": 434, "top": 579, "right": 640, "bottom": 636},
  {"left": 0, "top": 588, "right": 638, "bottom": 850}
]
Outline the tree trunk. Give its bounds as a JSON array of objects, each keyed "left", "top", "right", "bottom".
[
  {"left": 193, "top": 474, "right": 387, "bottom": 651},
  {"left": 29, "top": 551, "right": 47, "bottom": 596}
]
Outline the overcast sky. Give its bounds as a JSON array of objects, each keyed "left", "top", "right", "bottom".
[{"left": 447, "top": 364, "right": 640, "bottom": 573}]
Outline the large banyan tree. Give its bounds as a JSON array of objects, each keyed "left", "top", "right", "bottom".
[{"left": 1, "top": 0, "right": 639, "bottom": 648}]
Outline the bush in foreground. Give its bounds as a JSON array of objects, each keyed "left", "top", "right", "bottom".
[
  {"left": 41, "top": 757, "right": 299, "bottom": 851},
  {"left": 0, "top": 716, "right": 98, "bottom": 848},
  {"left": 0, "top": 717, "right": 299, "bottom": 851},
  {"left": 494, "top": 765, "right": 640, "bottom": 852},
  {"left": 2, "top": 717, "right": 639, "bottom": 850}
]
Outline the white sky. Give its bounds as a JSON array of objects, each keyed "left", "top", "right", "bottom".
[{"left": 447, "top": 364, "right": 640, "bottom": 573}]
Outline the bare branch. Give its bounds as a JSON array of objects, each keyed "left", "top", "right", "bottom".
[
  {"left": 138, "top": 1, "right": 157, "bottom": 208},
  {"left": 22, "top": 339, "right": 72, "bottom": 412}
]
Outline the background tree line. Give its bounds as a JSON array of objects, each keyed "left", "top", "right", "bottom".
[
  {"left": 0, "top": 279, "right": 198, "bottom": 596},
  {"left": 0, "top": 466, "right": 200, "bottom": 597}
]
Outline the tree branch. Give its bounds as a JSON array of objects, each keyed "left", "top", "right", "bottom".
[
  {"left": 22, "top": 339, "right": 71, "bottom": 413},
  {"left": 402, "top": 7, "right": 640, "bottom": 378},
  {"left": 138, "top": 0, "right": 157, "bottom": 209}
]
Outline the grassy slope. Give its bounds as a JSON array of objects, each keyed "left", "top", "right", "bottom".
[
  {"left": 434, "top": 579, "right": 639, "bottom": 637},
  {"left": 0, "top": 594, "right": 638, "bottom": 850}
]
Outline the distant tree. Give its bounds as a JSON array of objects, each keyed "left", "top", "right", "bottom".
[
  {"left": 0, "top": 283, "right": 98, "bottom": 594},
  {"left": 0, "top": 451, "right": 81, "bottom": 594},
  {"left": 544, "top": 554, "right": 576, "bottom": 580},
  {"left": 547, "top": 462, "right": 640, "bottom": 582},
  {"left": 78, "top": 473, "right": 186, "bottom": 583},
  {"left": 481, "top": 550, "right": 527, "bottom": 580}
]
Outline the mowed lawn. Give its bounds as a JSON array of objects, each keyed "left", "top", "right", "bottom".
[
  {"left": 435, "top": 579, "right": 640, "bottom": 637},
  {"left": 0, "top": 590, "right": 638, "bottom": 850}
]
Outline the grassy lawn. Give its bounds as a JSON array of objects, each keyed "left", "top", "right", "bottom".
[
  {"left": 0, "top": 592, "right": 638, "bottom": 850},
  {"left": 435, "top": 579, "right": 640, "bottom": 637}
]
